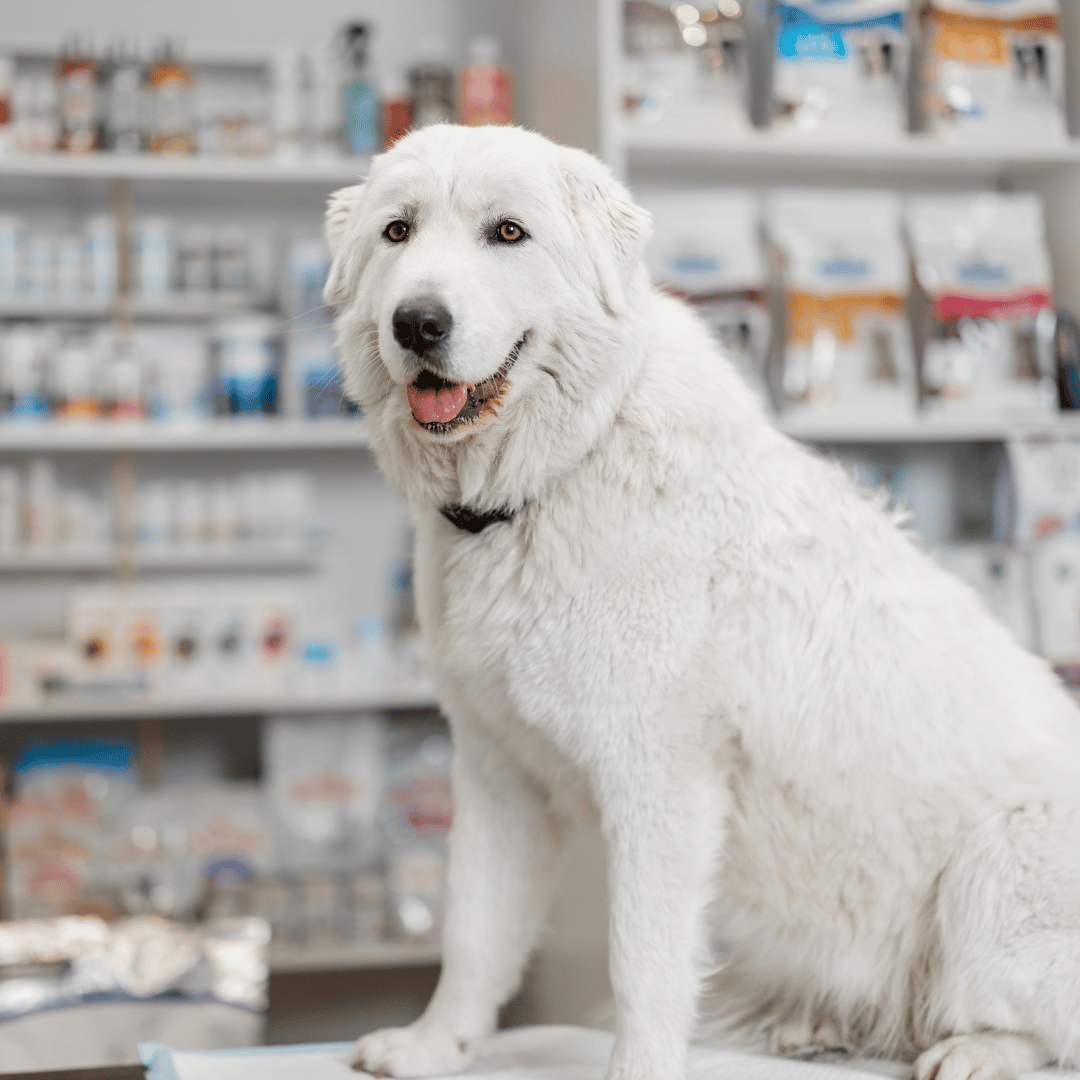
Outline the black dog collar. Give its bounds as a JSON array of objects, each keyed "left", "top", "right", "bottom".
[{"left": 440, "top": 503, "right": 517, "bottom": 533}]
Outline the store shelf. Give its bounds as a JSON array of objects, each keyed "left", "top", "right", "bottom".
[
  {"left": 0, "top": 152, "right": 371, "bottom": 185},
  {"left": 0, "top": 679, "right": 439, "bottom": 724},
  {"left": 0, "top": 294, "right": 274, "bottom": 320},
  {"left": 620, "top": 121, "right": 1080, "bottom": 175},
  {"left": 269, "top": 940, "right": 441, "bottom": 975},
  {"left": 0, "top": 542, "right": 320, "bottom": 573},
  {"left": 777, "top": 413, "right": 1080, "bottom": 444},
  {"left": 4, "top": 413, "right": 1079, "bottom": 454},
  {"left": 0, "top": 417, "right": 369, "bottom": 452}
]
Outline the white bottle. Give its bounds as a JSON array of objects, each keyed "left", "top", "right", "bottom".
[
  {"left": 0, "top": 466, "right": 19, "bottom": 552},
  {"left": 25, "top": 457, "right": 59, "bottom": 549},
  {"left": 272, "top": 45, "right": 303, "bottom": 159},
  {"left": 84, "top": 214, "right": 117, "bottom": 303}
]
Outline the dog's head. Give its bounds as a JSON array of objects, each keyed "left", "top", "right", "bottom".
[{"left": 325, "top": 125, "right": 652, "bottom": 512}]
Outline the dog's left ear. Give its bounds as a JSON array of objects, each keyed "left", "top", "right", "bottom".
[
  {"left": 562, "top": 150, "right": 652, "bottom": 317},
  {"left": 323, "top": 183, "right": 366, "bottom": 306}
]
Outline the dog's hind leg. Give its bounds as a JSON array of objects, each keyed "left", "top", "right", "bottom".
[
  {"left": 914, "top": 804, "right": 1080, "bottom": 1080},
  {"left": 350, "top": 726, "right": 570, "bottom": 1077}
]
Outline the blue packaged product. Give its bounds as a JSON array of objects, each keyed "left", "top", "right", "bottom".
[
  {"left": 215, "top": 316, "right": 278, "bottom": 416},
  {"left": 3, "top": 327, "right": 50, "bottom": 423},
  {"left": 772, "top": 0, "right": 910, "bottom": 134}
]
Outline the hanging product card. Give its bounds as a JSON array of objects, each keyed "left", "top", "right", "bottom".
[
  {"left": 772, "top": 0, "right": 911, "bottom": 136},
  {"left": 908, "top": 193, "right": 1057, "bottom": 421},
  {"left": 769, "top": 189, "right": 916, "bottom": 422},
  {"left": 917, "top": 0, "right": 1066, "bottom": 143},
  {"left": 638, "top": 189, "right": 771, "bottom": 406}
]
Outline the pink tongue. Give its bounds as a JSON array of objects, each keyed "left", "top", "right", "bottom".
[{"left": 407, "top": 382, "right": 470, "bottom": 425}]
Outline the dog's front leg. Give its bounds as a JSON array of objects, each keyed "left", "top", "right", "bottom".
[
  {"left": 351, "top": 725, "right": 568, "bottom": 1077},
  {"left": 600, "top": 749, "right": 727, "bottom": 1080}
]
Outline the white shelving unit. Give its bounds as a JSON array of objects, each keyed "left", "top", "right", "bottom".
[
  {"left": 616, "top": 121, "right": 1080, "bottom": 177},
  {"left": 0, "top": 541, "right": 320, "bottom": 573},
  {"left": 777, "top": 415, "right": 1080, "bottom": 445},
  {"left": 0, "top": 417, "right": 369, "bottom": 452},
  {"left": 0, "top": 141, "right": 431, "bottom": 984},
  {"left": 597, "top": 0, "right": 1080, "bottom": 315},
  {"left": 0, "top": 679, "right": 439, "bottom": 724},
  {"left": 269, "top": 939, "right": 441, "bottom": 975},
  {"left": 0, "top": 294, "right": 273, "bottom": 320},
  {"left": 0, "top": 152, "right": 370, "bottom": 185}
]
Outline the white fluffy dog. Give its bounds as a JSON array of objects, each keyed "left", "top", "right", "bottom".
[{"left": 325, "top": 124, "right": 1080, "bottom": 1080}]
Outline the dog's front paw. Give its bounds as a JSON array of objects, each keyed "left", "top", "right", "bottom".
[
  {"left": 350, "top": 1024, "right": 470, "bottom": 1077},
  {"left": 914, "top": 1034, "right": 1050, "bottom": 1080}
]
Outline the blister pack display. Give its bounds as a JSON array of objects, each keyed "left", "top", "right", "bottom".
[
  {"left": 772, "top": 1, "right": 910, "bottom": 135},
  {"left": 908, "top": 193, "right": 1057, "bottom": 420},
  {"left": 769, "top": 189, "right": 916, "bottom": 421},
  {"left": 917, "top": 0, "right": 1066, "bottom": 143},
  {"left": 5, "top": 741, "right": 138, "bottom": 919},
  {"left": 638, "top": 189, "right": 771, "bottom": 406}
]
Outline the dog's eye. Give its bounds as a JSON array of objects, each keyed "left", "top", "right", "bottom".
[
  {"left": 495, "top": 221, "right": 527, "bottom": 244},
  {"left": 384, "top": 220, "right": 410, "bottom": 243}
]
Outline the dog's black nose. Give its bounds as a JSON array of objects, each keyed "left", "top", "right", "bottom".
[{"left": 393, "top": 299, "right": 453, "bottom": 357}]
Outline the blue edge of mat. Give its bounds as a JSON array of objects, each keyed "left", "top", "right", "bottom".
[{"left": 140, "top": 1041, "right": 353, "bottom": 1079}]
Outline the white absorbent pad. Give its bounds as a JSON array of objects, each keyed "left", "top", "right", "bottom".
[{"left": 141, "top": 1024, "right": 1080, "bottom": 1080}]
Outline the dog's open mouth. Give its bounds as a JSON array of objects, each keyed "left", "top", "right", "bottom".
[{"left": 406, "top": 337, "right": 524, "bottom": 432}]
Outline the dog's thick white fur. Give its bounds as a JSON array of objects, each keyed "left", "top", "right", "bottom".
[{"left": 326, "top": 125, "right": 1080, "bottom": 1080}]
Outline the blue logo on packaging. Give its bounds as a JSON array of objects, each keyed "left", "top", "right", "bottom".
[
  {"left": 775, "top": 2, "right": 904, "bottom": 59},
  {"left": 10, "top": 393, "right": 49, "bottom": 421},
  {"left": 820, "top": 257, "right": 871, "bottom": 278},
  {"left": 671, "top": 255, "right": 721, "bottom": 275},
  {"left": 957, "top": 261, "right": 1009, "bottom": 284},
  {"left": 778, "top": 27, "right": 847, "bottom": 61}
]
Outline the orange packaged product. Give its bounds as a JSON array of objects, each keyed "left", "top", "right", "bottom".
[{"left": 917, "top": 0, "right": 1066, "bottom": 142}]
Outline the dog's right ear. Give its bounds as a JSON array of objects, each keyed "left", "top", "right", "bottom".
[
  {"left": 561, "top": 150, "right": 652, "bottom": 318},
  {"left": 323, "top": 183, "right": 366, "bottom": 306}
]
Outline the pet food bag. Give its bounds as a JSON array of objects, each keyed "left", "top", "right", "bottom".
[
  {"left": 639, "top": 189, "right": 771, "bottom": 406},
  {"left": 623, "top": 2, "right": 749, "bottom": 130},
  {"left": 772, "top": 0, "right": 911, "bottom": 136},
  {"left": 1031, "top": 531, "right": 1080, "bottom": 682},
  {"left": 908, "top": 193, "right": 1057, "bottom": 420},
  {"left": 1003, "top": 436, "right": 1080, "bottom": 545},
  {"left": 936, "top": 542, "right": 1035, "bottom": 650},
  {"left": 263, "top": 714, "right": 385, "bottom": 874},
  {"left": 917, "top": 0, "right": 1066, "bottom": 143},
  {"left": 769, "top": 189, "right": 917, "bottom": 422}
]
